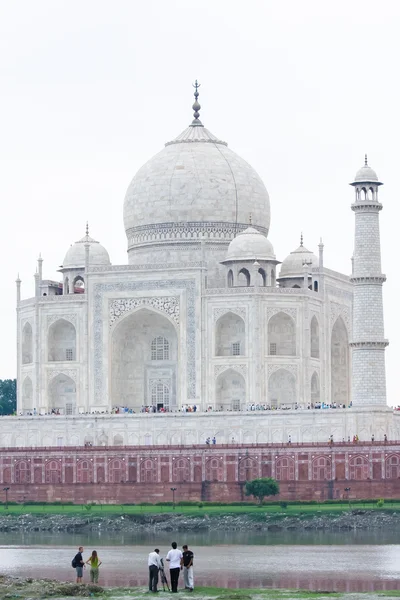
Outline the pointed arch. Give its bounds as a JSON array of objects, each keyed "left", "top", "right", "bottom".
[
  {"left": 111, "top": 308, "right": 177, "bottom": 411},
  {"left": 349, "top": 454, "right": 369, "bottom": 479},
  {"left": 72, "top": 275, "right": 85, "bottom": 293},
  {"left": 172, "top": 457, "right": 190, "bottom": 482},
  {"left": 312, "top": 456, "right": 332, "bottom": 480},
  {"left": 48, "top": 373, "right": 76, "bottom": 414},
  {"left": 215, "top": 312, "right": 245, "bottom": 356},
  {"left": 205, "top": 457, "right": 223, "bottom": 481},
  {"left": 270, "top": 268, "right": 276, "bottom": 287},
  {"left": 22, "top": 322, "right": 33, "bottom": 364},
  {"left": 151, "top": 336, "right": 170, "bottom": 360},
  {"left": 45, "top": 459, "right": 61, "bottom": 483},
  {"left": 76, "top": 459, "right": 93, "bottom": 483},
  {"left": 268, "top": 311, "right": 296, "bottom": 356},
  {"left": 227, "top": 269, "right": 234, "bottom": 288},
  {"left": 109, "top": 458, "right": 125, "bottom": 483},
  {"left": 22, "top": 376, "right": 33, "bottom": 411},
  {"left": 268, "top": 368, "right": 296, "bottom": 408},
  {"left": 15, "top": 460, "right": 31, "bottom": 484},
  {"left": 331, "top": 316, "right": 349, "bottom": 405},
  {"left": 238, "top": 457, "right": 259, "bottom": 481},
  {"left": 258, "top": 268, "right": 266, "bottom": 287},
  {"left": 215, "top": 368, "right": 245, "bottom": 411},
  {"left": 311, "top": 371, "right": 320, "bottom": 404},
  {"left": 276, "top": 456, "right": 295, "bottom": 481},
  {"left": 48, "top": 318, "right": 76, "bottom": 362},
  {"left": 311, "top": 316, "right": 320, "bottom": 358},
  {"left": 140, "top": 458, "right": 157, "bottom": 483},
  {"left": 238, "top": 268, "right": 250, "bottom": 286}
]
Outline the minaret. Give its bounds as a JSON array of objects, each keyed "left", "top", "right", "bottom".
[{"left": 350, "top": 156, "right": 388, "bottom": 406}]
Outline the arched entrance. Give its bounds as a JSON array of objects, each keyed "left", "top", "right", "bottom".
[
  {"left": 268, "top": 368, "right": 296, "bottom": 408},
  {"left": 111, "top": 308, "right": 178, "bottom": 411},
  {"left": 22, "top": 376, "right": 33, "bottom": 412},
  {"left": 48, "top": 374, "right": 76, "bottom": 414},
  {"left": 331, "top": 316, "right": 349, "bottom": 405},
  {"left": 215, "top": 368, "right": 245, "bottom": 411}
]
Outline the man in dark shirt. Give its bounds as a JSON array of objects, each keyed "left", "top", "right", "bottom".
[
  {"left": 74, "top": 546, "right": 84, "bottom": 583},
  {"left": 181, "top": 544, "right": 194, "bottom": 591}
]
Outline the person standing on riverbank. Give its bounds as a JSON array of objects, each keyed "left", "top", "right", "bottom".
[
  {"left": 73, "top": 546, "right": 85, "bottom": 584},
  {"left": 148, "top": 548, "right": 162, "bottom": 592},
  {"left": 182, "top": 544, "right": 194, "bottom": 591},
  {"left": 85, "top": 550, "right": 102, "bottom": 584},
  {"left": 166, "top": 542, "right": 183, "bottom": 593}
]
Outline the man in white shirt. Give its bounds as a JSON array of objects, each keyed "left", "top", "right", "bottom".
[
  {"left": 165, "top": 541, "right": 183, "bottom": 592},
  {"left": 148, "top": 548, "right": 162, "bottom": 592}
]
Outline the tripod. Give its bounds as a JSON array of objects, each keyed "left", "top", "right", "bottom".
[{"left": 160, "top": 560, "right": 170, "bottom": 592}]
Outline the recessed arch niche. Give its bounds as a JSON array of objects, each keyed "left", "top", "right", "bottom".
[
  {"left": 268, "top": 368, "right": 296, "bottom": 408},
  {"left": 48, "top": 374, "right": 76, "bottom": 414},
  {"left": 331, "top": 316, "right": 349, "bottom": 405},
  {"left": 22, "top": 322, "right": 33, "bottom": 364},
  {"left": 215, "top": 312, "right": 245, "bottom": 356},
  {"left": 22, "top": 376, "right": 33, "bottom": 411},
  {"left": 111, "top": 308, "right": 178, "bottom": 411},
  {"left": 215, "top": 368, "right": 245, "bottom": 411},
  {"left": 48, "top": 319, "right": 76, "bottom": 362}
]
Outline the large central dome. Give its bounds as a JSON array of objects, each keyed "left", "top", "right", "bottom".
[{"left": 123, "top": 86, "right": 271, "bottom": 263}]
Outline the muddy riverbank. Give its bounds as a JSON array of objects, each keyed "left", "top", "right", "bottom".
[
  {"left": 1, "top": 575, "right": 400, "bottom": 600},
  {"left": 0, "top": 510, "right": 398, "bottom": 533}
]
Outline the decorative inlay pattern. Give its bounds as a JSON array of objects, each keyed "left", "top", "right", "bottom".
[
  {"left": 90, "top": 262, "right": 203, "bottom": 273},
  {"left": 214, "top": 364, "right": 247, "bottom": 378},
  {"left": 330, "top": 302, "right": 351, "bottom": 330},
  {"left": 109, "top": 297, "right": 180, "bottom": 328},
  {"left": 93, "top": 280, "right": 196, "bottom": 403},
  {"left": 47, "top": 369, "right": 77, "bottom": 383},
  {"left": 325, "top": 285, "right": 353, "bottom": 302},
  {"left": 213, "top": 307, "right": 246, "bottom": 321},
  {"left": 267, "top": 364, "right": 298, "bottom": 377},
  {"left": 126, "top": 221, "right": 268, "bottom": 247},
  {"left": 47, "top": 314, "right": 77, "bottom": 327}
]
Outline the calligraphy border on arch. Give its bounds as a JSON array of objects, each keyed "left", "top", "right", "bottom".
[{"left": 93, "top": 280, "right": 196, "bottom": 403}]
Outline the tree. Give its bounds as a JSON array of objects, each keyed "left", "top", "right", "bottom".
[
  {"left": 244, "top": 477, "right": 280, "bottom": 505},
  {"left": 0, "top": 379, "right": 17, "bottom": 415}
]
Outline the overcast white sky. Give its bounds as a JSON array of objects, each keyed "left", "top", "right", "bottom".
[{"left": 0, "top": 0, "right": 398, "bottom": 404}]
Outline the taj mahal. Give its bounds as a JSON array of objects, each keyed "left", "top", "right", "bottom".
[{"left": 10, "top": 84, "right": 398, "bottom": 450}]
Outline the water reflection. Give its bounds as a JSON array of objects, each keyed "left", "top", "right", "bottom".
[{"left": 3, "top": 527, "right": 400, "bottom": 547}]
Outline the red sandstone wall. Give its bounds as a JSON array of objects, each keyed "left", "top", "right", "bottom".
[{"left": 1, "top": 442, "right": 400, "bottom": 503}]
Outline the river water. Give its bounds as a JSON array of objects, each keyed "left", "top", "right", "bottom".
[{"left": 1, "top": 530, "right": 400, "bottom": 592}]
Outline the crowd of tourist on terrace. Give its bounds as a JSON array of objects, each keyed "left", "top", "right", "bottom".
[{"left": 17, "top": 401, "right": 353, "bottom": 416}]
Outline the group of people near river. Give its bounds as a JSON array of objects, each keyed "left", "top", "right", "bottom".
[
  {"left": 72, "top": 542, "right": 194, "bottom": 592},
  {"left": 148, "top": 542, "right": 194, "bottom": 593}
]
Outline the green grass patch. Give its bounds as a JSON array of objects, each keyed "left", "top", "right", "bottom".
[{"left": 2, "top": 499, "right": 400, "bottom": 517}]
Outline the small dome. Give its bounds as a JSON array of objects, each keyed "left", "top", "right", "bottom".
[
  {"left": 224, "top": 227, "right": 275, "bottom": 262},
  {"left": 62, "top": 233, "right": 111, "bottom": 269},
  {"left": 279, "top": 242, "right": 318, "bottom": 278},
  {"left": 352, "top": 156, "right": 381, "bottom": 184},
  {"left": 354, "top": 165, "right": 379, "bottom": 183}
]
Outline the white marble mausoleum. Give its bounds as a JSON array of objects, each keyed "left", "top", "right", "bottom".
[{"left": 13, "top": 85, "right": 394, "bottom": 447}]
